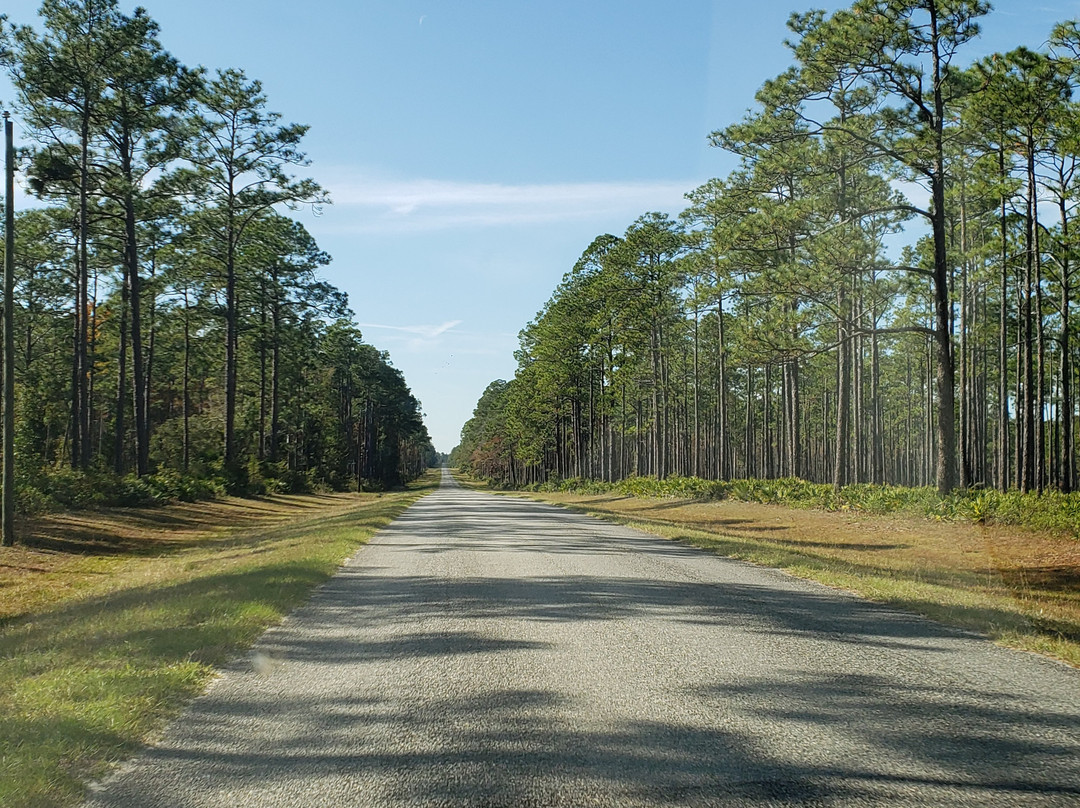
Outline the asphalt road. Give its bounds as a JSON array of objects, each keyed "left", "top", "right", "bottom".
[{"left": 84, "top": 469, "right": 1080, "bottom": 807}]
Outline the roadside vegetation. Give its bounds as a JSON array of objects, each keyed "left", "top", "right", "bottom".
[
  {"left": 521, "top": 475, "right": 1080, "bottom": 537},
  {"left": 0, "top": 471, "right": 437, "bottom": 808}
]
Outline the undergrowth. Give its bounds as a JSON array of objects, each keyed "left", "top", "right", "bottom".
[
  {"left": 510, "top": 475, "right": 1080, "bottom": 537},
  {"left": 17, "top": 467, "right": 226, "bottom": 514},
  {"left": 16, "top": 459, "right": 432, "bottom": 516}
]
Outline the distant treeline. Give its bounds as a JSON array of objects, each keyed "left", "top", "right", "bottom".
[
  {"left": 0, "top": 0, "right": 435, "bottom": 510},
  {"left": 454, "top": 0, "right": 1080, "bottom": 497}
]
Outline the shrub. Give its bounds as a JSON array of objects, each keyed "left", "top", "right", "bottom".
[
  {"left": 11, "top": 466, "right": 224, "bottom": 514},
  {"left": 532, "top": 473, "right": 1080, "bottom": 537}
]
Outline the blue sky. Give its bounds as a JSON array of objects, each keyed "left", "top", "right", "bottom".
[{"left": 2, "top": 0, "right": 1078, "bottom": 451}]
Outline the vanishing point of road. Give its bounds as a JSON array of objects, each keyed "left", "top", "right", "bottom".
[{"left": 84, "top": 469, "right": 1080, "bottom": 807}]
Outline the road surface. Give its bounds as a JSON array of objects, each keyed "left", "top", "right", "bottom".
[{"left": 84, "top": 469, "right": 1080, "bottom": 806}]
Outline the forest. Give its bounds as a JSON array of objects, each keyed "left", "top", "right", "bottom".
[
  {"left": 0, "top": 0, "right": 435, "bottom": 527},
  {"left": 454, "top": 0, "right": 1080, "bottom": 504}
]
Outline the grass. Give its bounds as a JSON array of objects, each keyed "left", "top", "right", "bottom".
[
  {"left": 0, "top": 472, "right": 437, "bottom": 808},
  {"left": 520, "top": 475, "right": 1080, "bottom": 537},
  {"left": 491, "top": 479, "right": 1080, "bottom": 669}
]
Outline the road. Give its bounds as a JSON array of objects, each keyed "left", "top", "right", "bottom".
[{"left": 84, "top": 469, "right": 1080, "bottom": 807}]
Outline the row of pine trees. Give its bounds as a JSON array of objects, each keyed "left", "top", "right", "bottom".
[
  {"left": 0, "top": 0, "right": 434, "bottom": 505},
  {"left": 454, "top": 0, "right": 1080, "bottom": 498}
]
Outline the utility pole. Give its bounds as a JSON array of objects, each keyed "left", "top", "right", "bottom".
[{"left": 3, "top": 112, "right": 14, "bottom": 547}]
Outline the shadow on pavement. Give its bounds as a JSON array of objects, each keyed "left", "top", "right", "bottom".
[
  {"left": 122, "top": 670, "right": 1080, "bottom": 807},
  {"left": 80, "top": 483, "right": 1080, "bottom": 807}
]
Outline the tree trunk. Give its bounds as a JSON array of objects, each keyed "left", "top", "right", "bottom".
[
  {"left": 833, "top": 286, "right": 850, "bottom": 492},
  {"left": 999, "top": 146, "right": 1010, "bottom": 491},
  {"left": 224, "top": 196, "right": 239, "bottom": 482},
  {"left": 74, "top": 114, "right": 91, "bottom": 469},
  {"left": 929, "top": 7, "right": 957, "bottom": 496},
  {"left": 123, "top": 149, "right": 149, "bottom": 477},
  {"left": 717, "top": 293, "right": 730, "bottom": 480},
  {"left": 182, "top": 287, "right": 191, "bottom": 472},
  {"left": 1021, "top": 143, "right": 1037, "bottom": 493},
  {"left": 113, "top": 272, "right": 129, "bottom": 474}
]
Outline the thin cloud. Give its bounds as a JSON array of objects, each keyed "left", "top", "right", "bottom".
[
  {"left": 317, "top": 173, "right": 694, "bottom": 232},
  {"left": 359, "top": 320, "right": 463, "bottom": 340}
]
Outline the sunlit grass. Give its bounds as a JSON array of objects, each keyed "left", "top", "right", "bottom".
[
  {"left": 0, "top": 472, "right": 437, "bottom": 808},
  {"left": 520, "top": 474, "right": 1080, "bottom": 537}
]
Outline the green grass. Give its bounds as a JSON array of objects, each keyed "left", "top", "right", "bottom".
[{"left": 0, "top": 474, "right": 436, "bottom": 808}]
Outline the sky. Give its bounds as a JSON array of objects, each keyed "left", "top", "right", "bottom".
[{"left": 2, "top": 0, "right": 1079, "bottom": 452}]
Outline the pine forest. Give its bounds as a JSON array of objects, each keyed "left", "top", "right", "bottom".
[
  {"left": 0, "top": 0, "right": 435, "bottom": 521},
  {"left": 455, "top": 1, "right": 1080, "bottom": 507}
]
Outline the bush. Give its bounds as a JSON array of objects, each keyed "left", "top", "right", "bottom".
[
  {"left": 12, "top": 466, "right": 225, "bottom": 513},
  {"left": 15, "top": 481, "right": 54, "bottom": 516},
  {"left": 142, "top": 469, "right": 226, "bottom": 503},
  {"left": 530, "top": 473, "right": 1080, "bottom": 537},
  {"left": 35, "top": 467, "right": 110, "bottom": 509}
]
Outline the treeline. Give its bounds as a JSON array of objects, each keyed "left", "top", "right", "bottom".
[
  {"left": 0, "top": 0, "right": 434, "bottom": 511},
  {"left": 454, "top": 0, "right": 1080, "bottom": 498}
]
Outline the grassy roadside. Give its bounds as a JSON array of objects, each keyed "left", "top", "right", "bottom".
[
  {"left": 469, "top": 477, "right": 1080, "bottom": 669},
  {"left": 0, "top": 472, "right": 437, "bottom": 808}
]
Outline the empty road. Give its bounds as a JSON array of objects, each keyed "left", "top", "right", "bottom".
[{"left": 84, "top": 470, "right": 1080, "bottom": 807}]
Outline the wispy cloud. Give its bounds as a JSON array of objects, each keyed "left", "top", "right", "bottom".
[
  {"left": 316, "top": 172, "right": 694, "bottom": 232},
  {"left": 358, "top": 320, "right": 462, "bottom": 340},
  {"left": 355, "top": 320, "right": 518, "bottom": 362}
]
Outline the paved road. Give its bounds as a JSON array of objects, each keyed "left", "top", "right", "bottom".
[{"left": 85, "top": 470, "right": 1080, "bottom": 807}]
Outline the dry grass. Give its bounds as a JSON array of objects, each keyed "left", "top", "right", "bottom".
[
  {"left": 0, "top": 491, "right": 394, "bottom": 623},
  {"left": 512, "top": 489, "right": 1080, "bottom": 668},
  {"left": 0, "top": 474, "right": 437, "bottom": 808}
]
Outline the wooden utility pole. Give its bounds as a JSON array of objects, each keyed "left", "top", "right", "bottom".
[{"left": 3, "top": 112, "right": 14, "bottom": 546}]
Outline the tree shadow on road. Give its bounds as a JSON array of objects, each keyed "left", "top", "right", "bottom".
[
  {"left": 65, "top": 489, "right": 1080, "bottom": 807},
  {"left": 100, "top": 666, "right": 1080, "bottom": 807},
  {"left": 78, "top": 566, "right": 1076, "bottom": 805}
]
